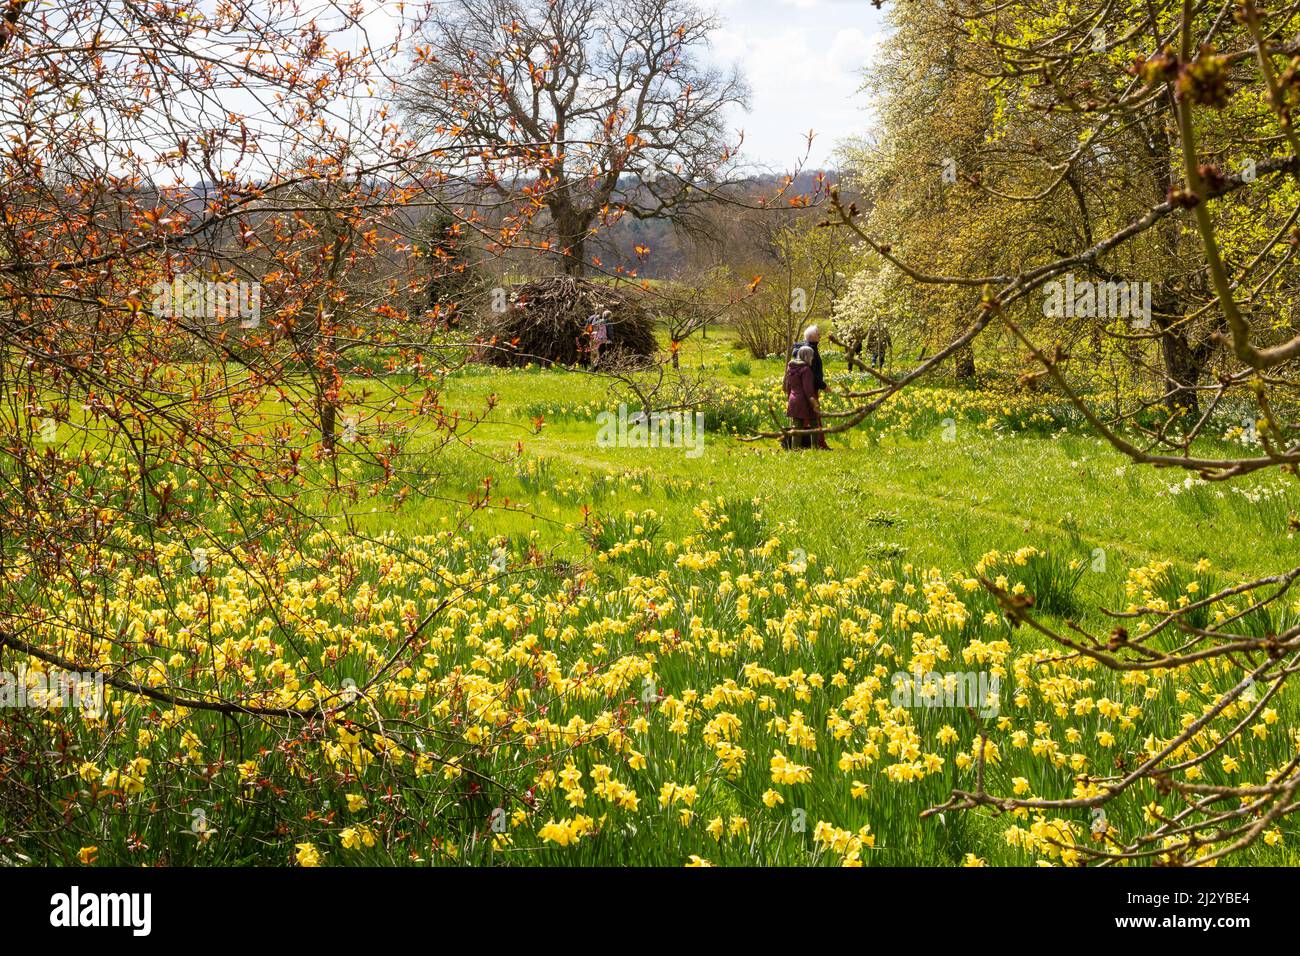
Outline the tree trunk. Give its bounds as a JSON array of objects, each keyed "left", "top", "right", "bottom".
[
  {"left": 1144, "top": 125, "right": 1209, "bottom": 419},
  {"left": 1158, "top": 319, "right": 1208, "bottom": 418},
  {"left": 554, "top": 207, "right": 587, "bottom": 276},
  {"left": 954, "top": 345, "right": 976, "bottom": 381},
  {"left": 320, "top": 400, "right": 337, "bottom": 454},
  {"left": 562, "top": 244, "right": 585, "bottom": 276},
  {"left": 1154, "top": 281, "right": 1211, "bottom": 417}
]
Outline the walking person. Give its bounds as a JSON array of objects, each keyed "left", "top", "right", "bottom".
[
  {"left": 588, "top": 309, "right": 610, "bottom": 368},
  {"left": 784, "top": 345, "right": 819, "bottom": 450},
  {"left": 791, "top": 324, "right": 830, "bottom": 448}
]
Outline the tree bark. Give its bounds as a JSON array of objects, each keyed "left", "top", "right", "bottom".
[
  {"left": 1156, "top": 308, "right": 1215, "bottom": 418},
  {"left": 954, "top": 345, "right": 976, "bottom": 380},
  {"left": 553, "top": 207, "right": 587, "bottom": 276},
  {"left": 320, "top": 401, "right": 337, "bottom": 454},
  {"left": 1143, "top": 120, "right": 1215, "bottom": 419}
]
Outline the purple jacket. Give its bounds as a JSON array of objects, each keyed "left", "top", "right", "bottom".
[{"left": 784, "top": 361, "right": 816, "bottom": 420}]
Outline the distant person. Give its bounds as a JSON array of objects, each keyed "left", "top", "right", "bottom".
[
  {"left": 783, "top": 345, "right": 819, "bottom": 450},
  {"left": 589, "top": 309, "right": 610, "bottom": 367},
  {"left": 791, "top": 324, "right": 829, "bottom": 449}
]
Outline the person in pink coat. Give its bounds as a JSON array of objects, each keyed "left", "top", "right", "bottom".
[{"left": 783, "top": 345, "right": 820, "bottom": 450}]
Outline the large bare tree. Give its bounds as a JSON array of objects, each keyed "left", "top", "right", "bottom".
[{"left": 399, "top": 0, "right": 747, "bottom": 275}]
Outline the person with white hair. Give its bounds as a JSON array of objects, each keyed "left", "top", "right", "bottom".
[
  {"left": 791, "top": 324, "right": 829, "bottom": 449},
  {"left": 588, "top": 309, "right": 610, "bottom": 367}
]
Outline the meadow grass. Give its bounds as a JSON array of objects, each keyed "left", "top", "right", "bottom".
[
  {"left": 376, "top": 330, "right": 1296, "bottom": 605},
  {"left": 12, "top": 329, "right": 1299, "bottom": 867}
]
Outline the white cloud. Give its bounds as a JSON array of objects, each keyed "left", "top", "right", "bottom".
[
  {"left": 828, "top": 27, "right": 881, "bottom": 76},
  {"left": 712, "top": 14, "right": 886, "bottom": 169}
]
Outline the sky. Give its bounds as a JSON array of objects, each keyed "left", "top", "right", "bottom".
[{"left": 709, "top": 0, "right": 889, "bottom": 171}]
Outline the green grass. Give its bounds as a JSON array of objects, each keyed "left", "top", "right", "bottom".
[
  {"left": 372, "top": 329, "right": 1295, "bottom": 608},
  {"left": 10, "top": 326, "right": 1300, "bottom": 867}
]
